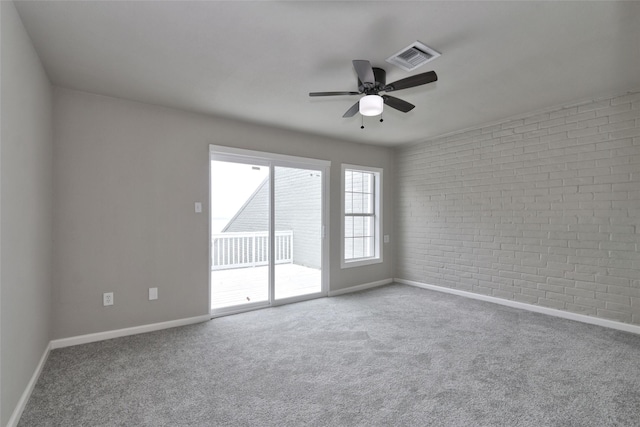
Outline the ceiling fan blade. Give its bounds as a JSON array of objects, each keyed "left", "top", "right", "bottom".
[
  {"left": 342, "top": 101, "right": 360, "bottom": 118},
  {"left": 352, "top": 60, "right": 375, "bottom": 84},
  {"left": 382, "top": 95, "right": 415, "bottom": 113},
  {"left": 309, "top": 91, "right": 360, "bottom": 97},
  {"left": 383, "top": 70, "right": 438, "bottom": 92}
]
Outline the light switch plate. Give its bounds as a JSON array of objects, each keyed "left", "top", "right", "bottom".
[
  {"left": 149, "top": 287, "right": 158, "bottom": 300},
  {"left": 384, "top": 235, "right": 390, "bottom": 243},
  {"left": 195, "top": 202, "right": 202, "bottom": 213}
]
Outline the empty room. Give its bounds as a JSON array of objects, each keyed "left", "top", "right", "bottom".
[{"left": 2, "top": 1, "right": 640, "bottom": 426}]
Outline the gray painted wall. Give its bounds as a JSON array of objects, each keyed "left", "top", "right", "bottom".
[
  {"left": 224, "top": 168, "right": 322, "bottom": 269},
  {"left": 52, "top": 87, "right": 395, "bottom": 339},
  {"left": 396, "top": 91, "right": 640, "bottom": 326},
  {"left": 1, "top": 2, "right": 53, "bottom": 424}
]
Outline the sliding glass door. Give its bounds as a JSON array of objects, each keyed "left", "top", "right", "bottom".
[{"left": 210, "top": 146, "right": 329, "bottom": 315}]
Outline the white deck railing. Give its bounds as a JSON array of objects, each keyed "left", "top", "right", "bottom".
[{"left": 212, "top": 231, "right": 293, "bottom": 270}]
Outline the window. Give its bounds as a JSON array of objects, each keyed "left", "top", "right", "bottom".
[{"left": 341, "top": 164, "right": 382, "bottom": 268}]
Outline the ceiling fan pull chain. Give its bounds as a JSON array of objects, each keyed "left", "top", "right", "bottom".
[
  {"left": 380, "top": 112, "right": 384, "bottom": 123},
  {"left": 361, "top": 115, "right": 364, "bottom": 129}
]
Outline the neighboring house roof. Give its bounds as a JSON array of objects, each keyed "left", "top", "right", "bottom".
[{"left": 221, "top": 177, "right": 269, "bottom": 233}]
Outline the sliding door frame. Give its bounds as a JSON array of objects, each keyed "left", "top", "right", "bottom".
[{"left": 209, "top": 145, "right": 330, "bottom": 317}]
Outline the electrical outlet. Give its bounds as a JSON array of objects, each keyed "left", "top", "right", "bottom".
[
  {"left": 384, "top": 235, "right": 390, "bottom": 243},
  {"left": 103, "top": 292, "right": 114, "bottom": 306}
]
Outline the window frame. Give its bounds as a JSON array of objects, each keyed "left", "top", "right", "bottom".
[{"left": 341, "top": 164, "right": 383, "bottom": 269}]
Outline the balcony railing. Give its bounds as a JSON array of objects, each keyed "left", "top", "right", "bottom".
[{"left": 212, "top": 231, "right": 293, "bottom": 270}]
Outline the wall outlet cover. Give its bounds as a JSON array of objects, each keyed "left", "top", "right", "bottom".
[{"left": 103, "top": 292, "right": 114, "bottom": 306}]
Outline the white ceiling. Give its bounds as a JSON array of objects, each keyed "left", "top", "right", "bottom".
[{"left": 14, "top": 1, "right": 640, "bottom": 147}]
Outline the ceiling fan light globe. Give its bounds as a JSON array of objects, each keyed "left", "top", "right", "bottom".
[{"left": 359, "top": 95, "right": 383, "bottom": 116}]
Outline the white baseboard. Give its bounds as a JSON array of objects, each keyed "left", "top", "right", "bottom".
[
  {"left": 50, "top": 314, "right": 211, "bottom": 349},
  {"left": 9, "top": 314, "right": 211, "bottom": 426},
  {"left": 328, "top": 278, "right": 393, "bottom": 297},
  {"left": 396, "top": 278, "right": 640, "bottom": 336},
  {"left": 6, "top": 342, "right": 51, "bottom": 427}
]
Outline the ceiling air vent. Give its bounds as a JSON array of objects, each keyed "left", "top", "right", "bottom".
[{"left": 386, "top": 41, "right": 440, "bottom": 72}]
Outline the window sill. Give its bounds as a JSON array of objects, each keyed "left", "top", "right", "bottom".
[{"left": 341, "top": 257, "right": 382, "bottom": 269}]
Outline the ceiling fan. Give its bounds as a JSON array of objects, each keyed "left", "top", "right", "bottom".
[{"left": 309, "top": 60, "right": 438, "bottom": 118}]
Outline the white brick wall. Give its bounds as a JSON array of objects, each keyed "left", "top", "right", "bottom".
[{"left": 396, "top": 91, "right": 640, "bottom": 325}]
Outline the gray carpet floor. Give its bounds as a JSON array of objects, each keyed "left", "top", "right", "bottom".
[{"left": 18, "top": 284, "right": 640, "bottom": 426}]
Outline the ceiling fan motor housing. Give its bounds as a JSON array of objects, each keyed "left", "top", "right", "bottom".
[{"left": 358, "top": 67, "right": 386, "bottom": 94}]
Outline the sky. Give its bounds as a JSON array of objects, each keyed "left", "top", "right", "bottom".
[{"left": 210, "top": 160, "right": 269, "bottom": 233}]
